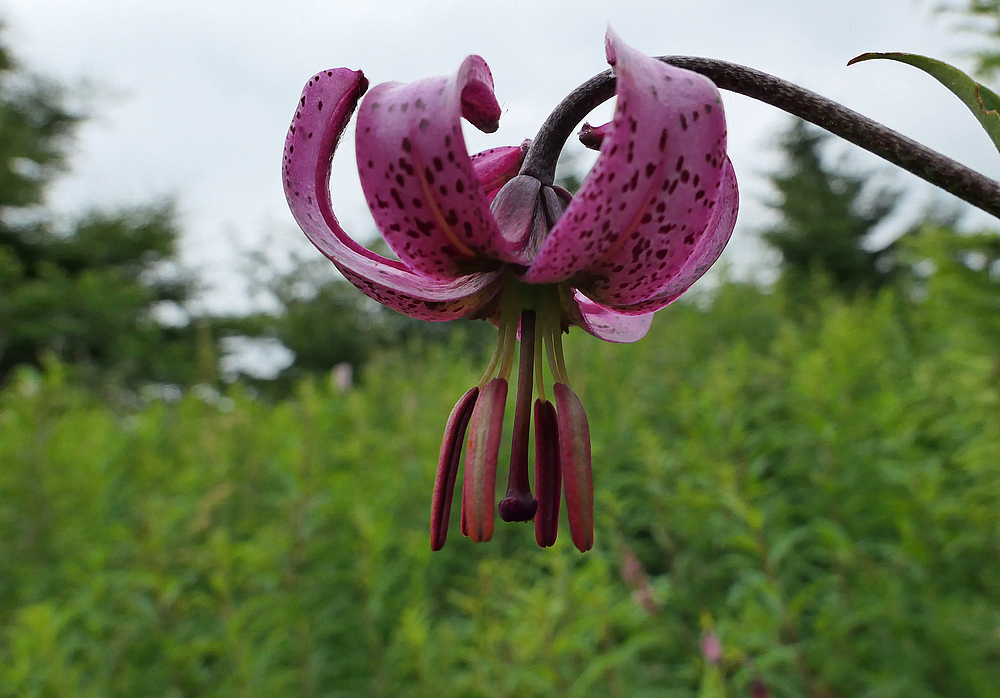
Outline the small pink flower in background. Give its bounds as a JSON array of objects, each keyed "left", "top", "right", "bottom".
[
  {"left": 283, "top": 30, "right": 738, "bottom": 552},
  {"left": 620, "top": 548, "right": 662, "bottom": 614},
  {"left": 330, "top": 362, "right": 353, "bottom": 392},
  {"left": 701, "top": 631, "right": 722, "bottom": 664}
]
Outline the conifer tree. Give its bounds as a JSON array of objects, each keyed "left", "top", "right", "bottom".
[{"left": 762, "top": 119, "right": 900, "bottom": 296}]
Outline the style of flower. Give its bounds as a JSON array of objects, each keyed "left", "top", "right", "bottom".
[{"left": 282, "top": 30, "right": 739, "bottom": 553}]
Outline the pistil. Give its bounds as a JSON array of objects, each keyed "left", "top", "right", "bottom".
[{"left": 499, "top": 310, "right": 539, "bottom": 522}]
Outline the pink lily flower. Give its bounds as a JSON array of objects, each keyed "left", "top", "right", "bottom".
[{"left": 282, "top": 30, "right": 738, "bottom": 553}]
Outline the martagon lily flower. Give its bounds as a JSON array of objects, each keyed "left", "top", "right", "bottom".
[{"left": 282, "top": 30, "right": 738, "bottom": 553}]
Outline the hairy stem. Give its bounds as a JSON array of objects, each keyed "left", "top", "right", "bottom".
[{"left": 521, "top": 56, "right": 1000, "bottom": 219}]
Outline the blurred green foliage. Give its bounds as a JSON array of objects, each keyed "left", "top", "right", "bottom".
[{"left": 2, "top": 227, "right": 998, "bottom": 695}]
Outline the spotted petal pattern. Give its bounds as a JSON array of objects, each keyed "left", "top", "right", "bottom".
[
  {"left": 603, "top": 157, "right": 739, "bottom": 315},
  {"left": 285, "top": 31, "right": 741, "bottom": 557},
  {"left": 523, "top": 30, "right": 729, "bottom": 311},
  {"left": 283, "top": 67, "right": 503, "bottom": 322}
]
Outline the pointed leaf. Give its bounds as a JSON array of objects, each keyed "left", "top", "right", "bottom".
[
  {"left": 849, "top": 51, "right": 1000, "bottom": 153},
  {"left": 283, "top": 67, "right": 502, "bottom": 320}
]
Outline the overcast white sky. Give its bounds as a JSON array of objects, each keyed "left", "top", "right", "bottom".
[{"left": 1, "top": 0, "right": 996, "bottom": 312}]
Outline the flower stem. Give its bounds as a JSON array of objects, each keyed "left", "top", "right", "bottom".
[{"left": 521, "top": 57, "right": 1000, "bottom": 219}]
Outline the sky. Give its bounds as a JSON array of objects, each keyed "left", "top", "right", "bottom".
[{"left": 0, "top": 0, "right": 996, "bottom": 314}]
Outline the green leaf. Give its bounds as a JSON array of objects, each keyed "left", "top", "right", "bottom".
[{"left": 848, "top": 51, "right": 1000, "bottom": 153}]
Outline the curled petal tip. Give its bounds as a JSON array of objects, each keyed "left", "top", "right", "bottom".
[
  {"left": 578, "top": 121, "right": 610, "bottom": 151},
  {"left": 285, "top": 64, "right": 502, "bottom": 321},
  {"left": 459, "top": 55, "right": 502, "bottom": 133},
  {"left": 605, "top": 27, "right": 620, "bottom": 66}
]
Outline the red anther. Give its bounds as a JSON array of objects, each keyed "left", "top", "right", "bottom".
[
  {"left": 430, "top": 387, "right": 479, "bottom": 551},
  {"left": 533, "top": 398, "right": 560, "bottom": 547}
]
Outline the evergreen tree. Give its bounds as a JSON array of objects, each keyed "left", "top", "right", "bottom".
[{"left": 762, "top": 119, "right": 900, "bottom": 296}]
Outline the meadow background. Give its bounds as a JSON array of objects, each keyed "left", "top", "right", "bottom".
[{"left": 2, "top": 4, "right": 1000, "bottom": 697}]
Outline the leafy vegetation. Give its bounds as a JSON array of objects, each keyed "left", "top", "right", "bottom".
[{"left": 2, "top": 236, "right": 998, "bottom": 695}]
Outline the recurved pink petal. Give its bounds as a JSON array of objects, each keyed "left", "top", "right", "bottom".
[
  {"left": 284, "top": 68, "right": 502, "bottom": 321},
  {"left": 471, "top": 141, "right": 530, "bottom": 202},
  {"left": 463, "top": 377, "right": 507, "bottom": 542},
  {"left": 563, "top": 288, "right": 654, "bottom": 343},
  {"left": 602, "top": 158, "right": 738, "bottom": 315},
  {"left": 356, "top": 55, "right": 512, "bottom": 280},
  {"left": 523, "top": 30, "right": 729, "bottom": 310}
]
